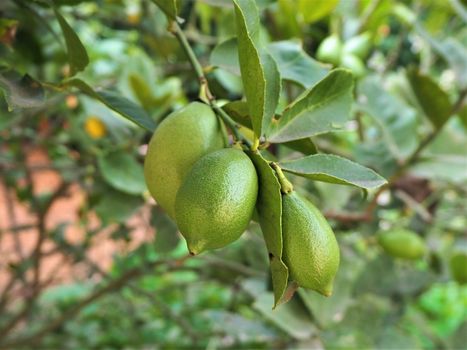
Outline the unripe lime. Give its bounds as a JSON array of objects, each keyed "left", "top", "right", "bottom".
[
  {"left": 175, "top": 148, "right": 258, "bottom": 254},
  {"left": 144, "top": 102, "right": 224, "bottom": 219},
  {"left": 341, "top": 54, "right": 366, "bottom": 78},
  {"left": 343, "top": 32, "right": 372, "bottom": 59},
  {"left": 282, "top": 191, "right": 340, "bottom": 296},
  {"left": 377, "top": 229, "right": 426, "bottom": 260},
  {"left": 450, "top": 252, "right": 467, "bottom": 284},
  {"left": 316, "top": 34, "right": 343, "bottom": 66}
]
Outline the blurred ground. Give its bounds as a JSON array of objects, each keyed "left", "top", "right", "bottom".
[{"left": 0, "top": 147, "right": 153, "bottom": 292}]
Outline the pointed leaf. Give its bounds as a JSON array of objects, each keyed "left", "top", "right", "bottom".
[
  {"left": 53, "top": 7, "right": 89, "bottom": 75},
  {"left": 0, "top": 69, "right": 44, "bottom": 110},
  {"left": 247, "top": 150, "right": 288, "bottom": 307},
  {"left": 279, "top": 154, "right": 387, "bottom": 189},
  {"left": 407, "top": 69, "right": 452, "bottom": 129},
  {"left": 233, "top": 0, "right": 280, "bottom": 138},
  {"left": 269, "top": 69, "right": 354, "bottom": 142},
  {"left": 268, "top": 40, "right": 329, "bottom": 88},
  {"left": 151, "top": 0, "right": 179, "bottom": 20},
  {"left": 65, "top": 79, "right": 156, "bottom": 132}
]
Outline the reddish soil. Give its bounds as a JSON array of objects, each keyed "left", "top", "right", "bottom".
[{"left": 0, "top": 147, "right": 154, "bottom": 293}]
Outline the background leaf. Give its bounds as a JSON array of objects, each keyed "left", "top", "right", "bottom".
[
  {"left": 0, "top": 69, "right": 44, "bottom": 110},
  {"left": 210, "top": 38, "right": 240, "bottom": 75},
  {"left": 268, "top": 40, "right": 329, "bottom": 88},
  {"left": 152, "top": 206, "right": 180, "bottom": 254},
  {"left": 66, "top": 79, "right": 156, "bottom": 132},
  {"left": 97, "top": 151, "right": 146, "bottom": 195},
  {"left": 268, "top": 69, "right": 354, "bottom": 142},
  {"left": 279, "top": 154, "right": 387, "bottom": 189},
  {"left": 407, "top": 69, "right": 452, "bottom": 129},
  {"left": 53, "top": 7, "right": 89, "bottom": 75},
  {"left": 253, "top": 293, "right": 317, "bottom": 340}
]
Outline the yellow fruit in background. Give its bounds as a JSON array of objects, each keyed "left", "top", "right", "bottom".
[
  {"left": 85, "top": 116, "right": 107, "bottom": 139},
  {"left": 144, "top": 102, "right": 225, "bottom": 219},
  {"left": 175, "top": 148, "right": 258, "bottom": 255},
  {"left": 282, "top": 191, "right": 340, "bottom": 296},
  {"left": 377, "top": 229, "right": 426, "bottom": 260},
  {"left": 450, "top": 251, "right": 467, "bottom": 284}
]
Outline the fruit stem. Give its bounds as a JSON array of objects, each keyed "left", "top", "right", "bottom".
[
  {"left": 270, "top": 162, "right": 294, "bottom": 194},
  {"left": 211, "top": 103, "right": 252, "bottom": 147},
  {"left": 251, "top": 137, "right": 260, "bottom": 152}
]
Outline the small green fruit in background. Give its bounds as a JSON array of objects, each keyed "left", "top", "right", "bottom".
[
  {"left": 341, "top": 54, "right": 366, "bottom": 78},
  {"left": 343, "top": 32, "right": 372, "bottom": 59},
  {"left": 316, "top": 34, "right": 343, "bottom": 66},
  {"left": 144, "top": 102, "right": 225, "bottom": 219},
  {"left": 377, "top": 229, "right": 426, "bottom": 260},
  {"left": 282, "top": 191, "right": 340, "bottom": 296},
  {"left": 450, "top": 251, "right": 467, "bottom": 284},
  {"left": 175, "top": 148, "right": 258, "bottom": 255}
]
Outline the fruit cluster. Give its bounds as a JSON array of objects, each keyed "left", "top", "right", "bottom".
[
  {"left": 144, "top": 102, "right": 340, "bottom": 297},
  {"left": 317, "top": 32, "right": 371, "bottom": 78}
]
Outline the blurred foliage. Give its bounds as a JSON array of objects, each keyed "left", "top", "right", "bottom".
[{"left": 0, "top": 0, "right": 466, "bottom": 349}]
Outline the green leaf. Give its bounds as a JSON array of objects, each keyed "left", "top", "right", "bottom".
[
  {"left": 283, "top": 138, "right": 318, "bottom": 155},
  {"left": 358, "top": 75, "right": 418, "bottom": 159},
  {"left": 407, "top": 69, "right": 452, "bottom": 129},
  {"left": 151, "top": 0, "right": 179, "bottom": 20},
  {"left": 65, "top": 79, "right": 156, "bottom": 132},
  {"left": 437, "top": 39, "right": 467, "bottom": 89},
  {"left": 298, "top": 0, "right": 339, "bottom": 23},
  {"left": 0, "top": 69, "right": 44, "bottom": 110},
  {"left": 268, "top": 69, "right": 354, "bottom": 143},
  {"left": 222, "top": 100, "right": 252, "bottom": 128},
  {"left": 97, "top": 152, "right": 146, "bottom": 195},
  {"left": 253, "top": 293, "right": 317, "bottom": 340},
  {"left": 210, "top": 37, "right": 241, "bottom": 75},
  {"left": 53, "top": 6, "right": 89, "bottom": 75},
  {"left": 94, "top": 190, "right": 143, "bottom": 225},
  {"left": 247, "top": 151, "right": 288, "bottom": 308},
  {"left": 410, "top": 155, "right": 467, "bottom": 183},
  {"left": 268, "top": 40, "right": 329, "bottom": 88},
  {"left": 233, "top": 0, "right": 281, "bottom": 138},
  {"left": 152, "top": 206, "right": 180, "bottom": 254},
  {"left": 413, "top": 22, "right": 467, "bottom": 89},
  {"left": 279, "top": 154, "right": 387, "bottom": 189},
  {"left": 210, "top": 38, "right": 326, "bottom": 89}
]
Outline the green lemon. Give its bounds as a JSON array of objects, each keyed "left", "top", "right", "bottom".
[
  {"left": 341, "top": 54, "right": 366, "bottom": 78},
  {"left": 450, "top": 251, "right": 467, "bottom": 284},
  {"left": 144, "top": 102, "right": 225, "bottom": 219},
  {"left": 282, "top": 191, "right": 340, "bottom": 296},
  {"left": 377, "top": 229, "right": 426, "bottom": 260},
  {"left": 343, "top": 32, "right": 372, "bottom": 59},
  {"left": 175, "top": 148, "right": 258, "bottom": 255},
  {"left": 316, "top": 34, "right": 343, "bottom": 66}
]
